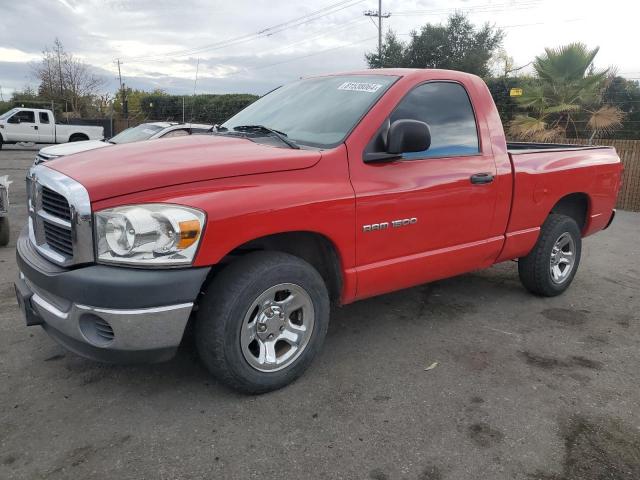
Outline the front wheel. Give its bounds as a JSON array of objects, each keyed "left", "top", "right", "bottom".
[
  {"left": 196, "top": 251, "right": 330, "bottom": 394},
  {"left": 518, "top": 214, "right": 582, "bottom": 296}
]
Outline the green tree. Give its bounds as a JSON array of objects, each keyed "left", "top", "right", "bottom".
[
  {"left": 601, "top": 76, "right": 640, "bottom": 139},
  {"left": 365, "top": 30, "right": 406, "bottom": 68},
  {"left": 113, "top": 87, "right": 166, "bottom": 120},
  {"left": 365, "top": 13, "right": 504, "bottom": 77},
  {"left": 139, "top": 93, "right": 258, "bottom": 124},
  {"left": 509, "top": 43, "right": 623, "bottom": 141}
]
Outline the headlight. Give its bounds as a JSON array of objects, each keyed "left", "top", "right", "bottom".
[{"left": 95, "top": 204, "right": 205, "bottom": 267}]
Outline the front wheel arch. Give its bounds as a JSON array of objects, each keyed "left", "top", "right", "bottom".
[{"left": 206, "top": 231, "right": 344, "bottom": 306}]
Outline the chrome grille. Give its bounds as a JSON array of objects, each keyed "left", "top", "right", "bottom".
[
  {"left": 43, "top": 219, "right": 74, "bottom": 256},
  {"left": 27, "top": 166, "right": 94, "bottom": 267},
  {"left": 42, "top": 186, "right": 72, "bottom": 220}
]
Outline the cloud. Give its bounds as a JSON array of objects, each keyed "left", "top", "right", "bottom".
[{"left": 0, "top": 0, "right": 638, "bottom": 97}]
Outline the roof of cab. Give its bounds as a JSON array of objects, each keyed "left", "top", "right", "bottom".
[{"left": 306, "top": 68, "right": 482, "bottom": 82}]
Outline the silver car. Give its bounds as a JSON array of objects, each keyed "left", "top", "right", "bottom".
[{"left": 34, "top": 122, "right": 214, "bottom": 165}]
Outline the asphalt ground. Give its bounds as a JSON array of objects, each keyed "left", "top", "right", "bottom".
[{"left": 1, "top": 145, "right": 639, "bottom": 480}]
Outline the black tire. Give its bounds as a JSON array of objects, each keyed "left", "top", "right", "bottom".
[
  {"left": 0, "top": 134, "right": 4, "bottom": 150},
  {"left": 0, "top": 217, "right": 9, "bottom": 247},
  {"left": 196, "top": 251, "right": 330, "bottom": 394},
  {"left": 69, "top": 134, "right": 88, "bottom": 142},
  {"left": 518, "top": 214, "right": 582, "bottom": 297}
]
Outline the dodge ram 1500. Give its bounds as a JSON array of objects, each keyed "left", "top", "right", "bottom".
[{"left": 15, "top": 69, "right": 622, "bottom": 393}]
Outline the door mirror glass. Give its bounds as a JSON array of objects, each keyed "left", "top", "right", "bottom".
[{"left": 387, "top": 119, "right": 431, "bottom": 154}]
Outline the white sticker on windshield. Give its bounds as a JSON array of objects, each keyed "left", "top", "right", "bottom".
[{"left": 337, "top": 82, "right": 383, "bottom": 93}]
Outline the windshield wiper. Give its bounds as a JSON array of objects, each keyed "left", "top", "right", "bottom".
[{"left": 231, "top": 125, "right": 300, "bottom": 149}]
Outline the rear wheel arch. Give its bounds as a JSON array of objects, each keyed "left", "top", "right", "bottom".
[
  {"left": 69, "top": 133, "right": 89, "bottom": 142},
  {"left": 204, "top": 231, "right": 344, "bottom": 306},
  {"left": 549, "top": 192, "right": 590, "bottom": 232}
]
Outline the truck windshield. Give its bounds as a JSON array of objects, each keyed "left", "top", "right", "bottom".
[
  {"left": 0, "top": 108, "right": 19, "bottom": 120},
  {"left": 109, "top": 124, "right": 164, "bottom": 144},
  {"left": 222, "top": 75, "right": 398, "bottom": 148}
]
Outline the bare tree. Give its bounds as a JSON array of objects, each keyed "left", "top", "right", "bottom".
[{"left": 32, "top": 38, "right": 104, "bottom": 114}]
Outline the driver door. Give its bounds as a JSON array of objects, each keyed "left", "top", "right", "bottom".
[
  {"left": 349, "top": 81, "right": 500, "bottom": 298},
  {"left": 5, "top": 110, "right": 38, "bottom": 142}
]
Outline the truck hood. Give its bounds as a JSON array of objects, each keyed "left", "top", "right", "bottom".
[
  {"left": 46, "top": 135, "right": 322, "bottom": 201},
  {"left": 40, "top": 140, "right": 110, "bottom": 158}
]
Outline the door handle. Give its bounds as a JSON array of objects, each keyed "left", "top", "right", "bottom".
[
  {"left": 470, "top": 172, "right": 494, "bottom": 184},
  {"left": 33, "top": 125, "right": 38, "bottom": 130}
]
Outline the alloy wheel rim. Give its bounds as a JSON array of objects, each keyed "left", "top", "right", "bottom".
[
  {"left": 240, "top": 283, "right": 315, "bottom": 372},
  {"left": 549, "top": 232, "right": 576, "bottom": 285}
]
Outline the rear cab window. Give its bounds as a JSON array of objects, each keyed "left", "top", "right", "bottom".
[
  {"left": 161, "top": 129, "right": 189, "bottom": 138},
  {"left": 390, "top": 82, "right": 480, "bottom": 159},
  {"left": 39, "top": 112, "right": 50, "bottom": 124}
]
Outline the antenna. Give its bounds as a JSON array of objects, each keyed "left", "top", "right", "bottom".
[
  {"left": 193, "top": 57, "right": 200, "bottom": 96},
  {"left": 190, "top": 58, "right": 200, "bottom": 122}
]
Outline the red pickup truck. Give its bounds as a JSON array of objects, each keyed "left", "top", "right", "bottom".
[{"left": 15, "top": 69, "right": 621, "bottom": 393}]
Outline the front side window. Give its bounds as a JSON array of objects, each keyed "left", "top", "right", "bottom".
[
  {"left": 9, "top": 110, "right": 35, "bottom": 124},
  {"left": 39, "top": 112, "right": 50, "bottom": 124},
  {"left": 223, "top": 74, "right": 398, "bottom": 148},
  {"left": 390, "top": 82, "right": 479, "bottom": 159}
]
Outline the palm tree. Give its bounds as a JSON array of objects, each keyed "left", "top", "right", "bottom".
[{"left": 508, "top": 43, "right": 623, "bottom": 142}]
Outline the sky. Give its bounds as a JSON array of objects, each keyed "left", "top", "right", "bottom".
[{"left": 0, "top": 0, "right": 638, "bottom": 100}]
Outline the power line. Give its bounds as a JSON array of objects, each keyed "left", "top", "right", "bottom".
[
  {"left": 123, "top": 0, "right": 366, "bottom": 62},
  {"left": 234, "top": 15, "right": 367, "bottom": 57},
  {"left": 391, "top": 0, "right": 542, "bottom": 16},
  {"left": 215, "top": 35, "right": 377, "bottom": 80}
]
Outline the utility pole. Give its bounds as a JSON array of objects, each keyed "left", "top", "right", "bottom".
[
  {"left": 364, "top": 0, "right": 390, "bottom": 66},
  {"left": 55, "top": 40, "right": 64, "bottom": 98}
]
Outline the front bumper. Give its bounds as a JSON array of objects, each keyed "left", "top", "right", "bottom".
[{"left": 15, "top": 228, "right": 211, "bottom": 363}]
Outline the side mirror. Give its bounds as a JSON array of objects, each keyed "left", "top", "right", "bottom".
[
  {"left": 387, "top": 119, "right": 431, "bottom": 154},
  {"left": 364, "top": 119, "right": 431, "bottom": 163}
]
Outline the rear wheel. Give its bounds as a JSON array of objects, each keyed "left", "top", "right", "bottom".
[
  {"left": 518, "top": 214, "right": 582, "bottom": 296},
  {"left": 196, "top": 251, "right": 330, "bottom": 394}
]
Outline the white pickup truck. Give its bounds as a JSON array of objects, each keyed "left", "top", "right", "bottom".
[{"left": 0, "top": 108, "right": 103, "bottom": 149}]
